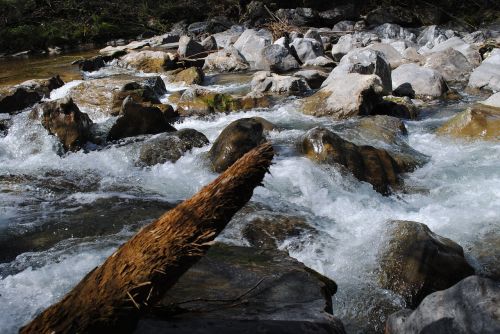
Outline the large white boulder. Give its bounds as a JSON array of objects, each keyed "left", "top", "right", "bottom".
[{"left": 392, "top": 63, "right": 447, "bottom": 98}]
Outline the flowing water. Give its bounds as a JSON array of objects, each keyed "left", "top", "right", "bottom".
[{"left": 0, "top": 59, "right": 499, "bottom": 333}]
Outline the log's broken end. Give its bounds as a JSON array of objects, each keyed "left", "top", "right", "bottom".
[{"left": 20, "top": 142, "right": 274, "bottom": 334}]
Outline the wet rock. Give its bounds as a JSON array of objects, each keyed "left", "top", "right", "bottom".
[
  {"left": 178, "top": 36, "right": 204, "bottom": 58},
  {"left": 118, "top": 51, "right": 174, "bottom": 72},
  {"left": 258, "top": 44, "right": 300, "bottom": 72},
  {"left": 423, "top": 48, "right": 473, "bottom": 83},
  {"left": 138, "top": 129, "right": 209, "bottom": 166},
  {"left": 437, "top": 104, "right": 500, "bottom": 141},
  {"left": 0, "top": 76, "right": 64, "bottom": 114},
  {"left": 300, "top": 127, "right": 401, "bottom": 195},
  {"left": 290, "top": 38, "right": 324, "bottom": 63},
  {"left": 107, "top": 96, "right": 176, "bottom": 141},
  {"left": 392, "top": 63, "right": 447, "bottom": 98},
  {"left": 110, "top": 76, "right": 167, "bottom": 116},
  {"left": 375, "top": 96, "right": 418, "bottom": 120},
  {"left": 378, "top": 220, "right": 474, "bottom": 307},
  {"left": 293, "top": 69, "right": 328, "bottom": 89},
  {"left": 468, "top": 48, "right": 500, "bottom": 91},
  {"left": 208, "top": 117, "right": 267, "bottom": 172},
  {"left": 337, "top": 115, "right": 428, "bottom": 172},
  {"left": 326, "top": 48, "right": 392, "bottom": 93},
  {"left": 203, "top": 47, "right": 250, "bottom": 72},
  {"left": 174, "top": 88, "right": 270, "bottom": 117},
  {"left": 393, "top": 83, "right": 415, "bottom": 98},
  {"left": 469, "top": 232, "right": 500, "bottom": 280},
  {"left": 365, "top": 6, "right": 420, "bottom": 27},
  {"left": 234, "top": 29, "right": 273, "bottom": 69},
  {"left": 385, "top": 276, "right": 499, "bottom": 334},
  {"left": 251, "top": 71, "right": 310, "bottom": 96},
  {"left": 100, "top": 40, "right": 151, "bottom": 56},
  {"left": 481, "top": 92, "right": 500, "bottom": 108},
  {"left": 173, "top": 67, "right": 205, "bottom": 85},
  {"left": 30, "top": 97, "right": 92, "bottom": 151},
  {"left": 77, "top": 55, "right": 106, "bottom": 72},
  {"left": 302, "top": 73, "right": 384, "bottom": 119},
  {"left": 136, "top": 243, "right": 345, "bottom": 334},
  {"left": 242, "top": 213, "right": 316, "bottom": 250}
]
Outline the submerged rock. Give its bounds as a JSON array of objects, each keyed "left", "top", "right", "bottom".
[
  {"left": 107, "top": 96, "right": 176, "bottom": 141},
  {"left": 302, "top": 73, "right": 384, "bottom": 119},
  {"left": 0, "top": 76, "right": 64, "bottom": 114},
  {"left": 251, "top": 71, "right": 310, "bottom": 96},
  {"left": 208, "top": 117, "right": 268, "bottom": 172},
  {"left": 385, "top": 276, "right": 500, "bottom": 334},
  {"left": 138, "top": 129, "right": 209, "bottom": 166},
  {"left": 300, "top": 127, "right": 400, "bottom": 195},
  {"left": 136, "top": 243, "right": 345, "bottom": 334},
  {"left": 392, "top": 63, "right": 447, "bottom": 98},
  {"left": 173, "top": 88, "right": 270, "bottom": 117},
  {"left": 437, "top": 104, "right": 500, "bottom": 141},
  {"left": 378, "top": 220, "right": 474, "bottom": 307},
  {"left": 30, "top": 97, "right": 92, "bottom": 151}
]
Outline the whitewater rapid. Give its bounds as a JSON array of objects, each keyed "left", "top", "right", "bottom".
[{"left": 0, "top": 74, "right": 499, "bottom": 333}]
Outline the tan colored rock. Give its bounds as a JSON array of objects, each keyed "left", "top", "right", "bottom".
[
  {"left": 118, "top": 51, "right": 174, "bottom": 73},
  {"left": 437, "top": 104, "right": 500, "bottom": 141},
  {"left": 173, "top": 67, "right": 205, "bottom": 85}
]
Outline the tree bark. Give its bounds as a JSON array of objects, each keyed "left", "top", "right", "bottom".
[{"left": 20, "top": 142, "right": 274, "bottom": 334}]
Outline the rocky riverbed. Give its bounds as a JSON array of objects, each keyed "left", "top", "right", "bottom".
[{"left": 0, "top": 7, "right": 499, "bottom": 334}]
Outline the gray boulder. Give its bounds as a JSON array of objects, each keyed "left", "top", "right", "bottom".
[
  {"left": 251, "top": 71, "right": 310, "bottom": 96},
  {"left": 258, "top": 44, "right": 300, "bottom": 72},
  {"left": 138, "top": 129, "right": 209, "bottom": 166},
  {"left": 302, "top": 73, "right": 384, "bottom": 119},
  {"left": 303, "top": 56, "right": 335, "bottom": 67},
  {"left": 212, "top": 25, "right": 245, "bottom": 49},
  {"left": 290, "top": 38, "right": 324, "bottom": 63},
  {"left": 365, "top": 43, "right": 404, "bottom": 69},
  {"left": 178, "top": 36, "right": 204, "bottom": 58},
  {"left": 325, "top": 49, "right": 392, "bottom": 93},
  {"left": 385, "top": 276, "right": 500, "bottom": 334},
  {"left": 203, "top": 47, "right": 249, "bottom": 72},
  {"left": 468, "top": 48, "right": 500, "bottom": 91},
  {"left": 374, "top": 23, "right": 417, "bottom": 42},
  {"left": 424, "top": 48, "right": 473, "bottom": 83},
  {"left": 331, "top": 32, "right": 379, "bottom": 61},
  {"left": 392, "top": 63, "right": 447, "bottom": 98},
  {"left": 293, "top": 69, "right": 329, "bottom": 89},
  {"left": 332, "top": 21, "right": 354, "bottom": 31},
  {"left": 234, "top": 29, "right": 273, "bottom": 68}
]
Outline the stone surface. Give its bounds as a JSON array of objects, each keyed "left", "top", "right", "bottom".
[
  {"left": 374, "top": 23, "right": 416, "bottom": 43},
  {"left": 290, "top": 37, "right": 324, "bottom": 63},
  {"left": 393, "top": 83, "right": 415, "bottom": 98},
  {"left": 234, "top": 29, "right": 273, "bottom": 68},
  {"left": 437, "top": 104, "right": 500, "bottom": 141},
  {"left": 107, "top": 96, "right": 176, "bottom": 141},
  {"left": 481, "top": 92, "right": 500, "bottom": 108},
  {"left": 251, "top": 71, "right": 310, "bottom": 96},
  {"left": 138, "top": 128, "right": 209, "bottom": 166},
  {"left": 468, "top": 48, "right": 500, "bottom": 91},
  {"left": 118, "top": 51, "right": 173, "bottom": 72},
  {"left": 330, "top": 33, "right": 379, "bottom": 61},
  {"left": 0, "top": 76, "right": 64, "bottom": 114},
  {"left": 30, "top": 97, "right": 92, "bottom": 151},
  {"left": 423, "top": 48, "right": 473, "bottom": 83},
  {"left": 300, "top": 127, "right": 401, "bottom": 195},
  {"left": 178, "top": 36, "right": 204, "bottom": 58},
  {"left": 203, "top": 47, "right": 250, "bottom": 72},
  {"left": 378, "top": 220, "right": 474, "bottom": 307},
  {"left": 365, "top": 43, "right": 404, "bottom": 69},
  {"left": 326, "top": 48, "right": 392, "bottom": 93},
  {"left": 258, "top": 44, "right": 300, "bottom": 72},
  {"left": 173, "top": 67, "right": 205, "bottom": 85},
  {"left": 302, "top": 73, "right": 384, "bottom": 119},
  {"left": 303, "top": 56, "right": 335, "bottom": 67},
  {"left": 426, "top": 36, "right": 482, "bottom": 67},
  {"left": 135, "top": 243, "right": 345, "bottom": 334},
  {"left": 385, "top": 276, "right": 500, "bottom": 334},
  {"left": 110, "top": 77, "right": 167, "bottom": 116},
  {"left": 293, "top": 69, "right": 329, "bottom": 89},
  {"left": 392, "top": 63, "right": 447, "bottom": 98},
  {"left": 208, "top": 117, "right": 267, "bottom": 172},
  {"left": 212, "top": 25, "right": 245, "bottom": 49}
]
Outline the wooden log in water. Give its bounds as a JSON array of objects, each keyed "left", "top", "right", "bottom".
[{"left": 20, "top": 142, "right": 274, "bottom": 334}]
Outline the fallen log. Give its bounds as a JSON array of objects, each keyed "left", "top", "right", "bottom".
[{"left": 20, "top": 142, "right": 274, "bottom": 334}]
